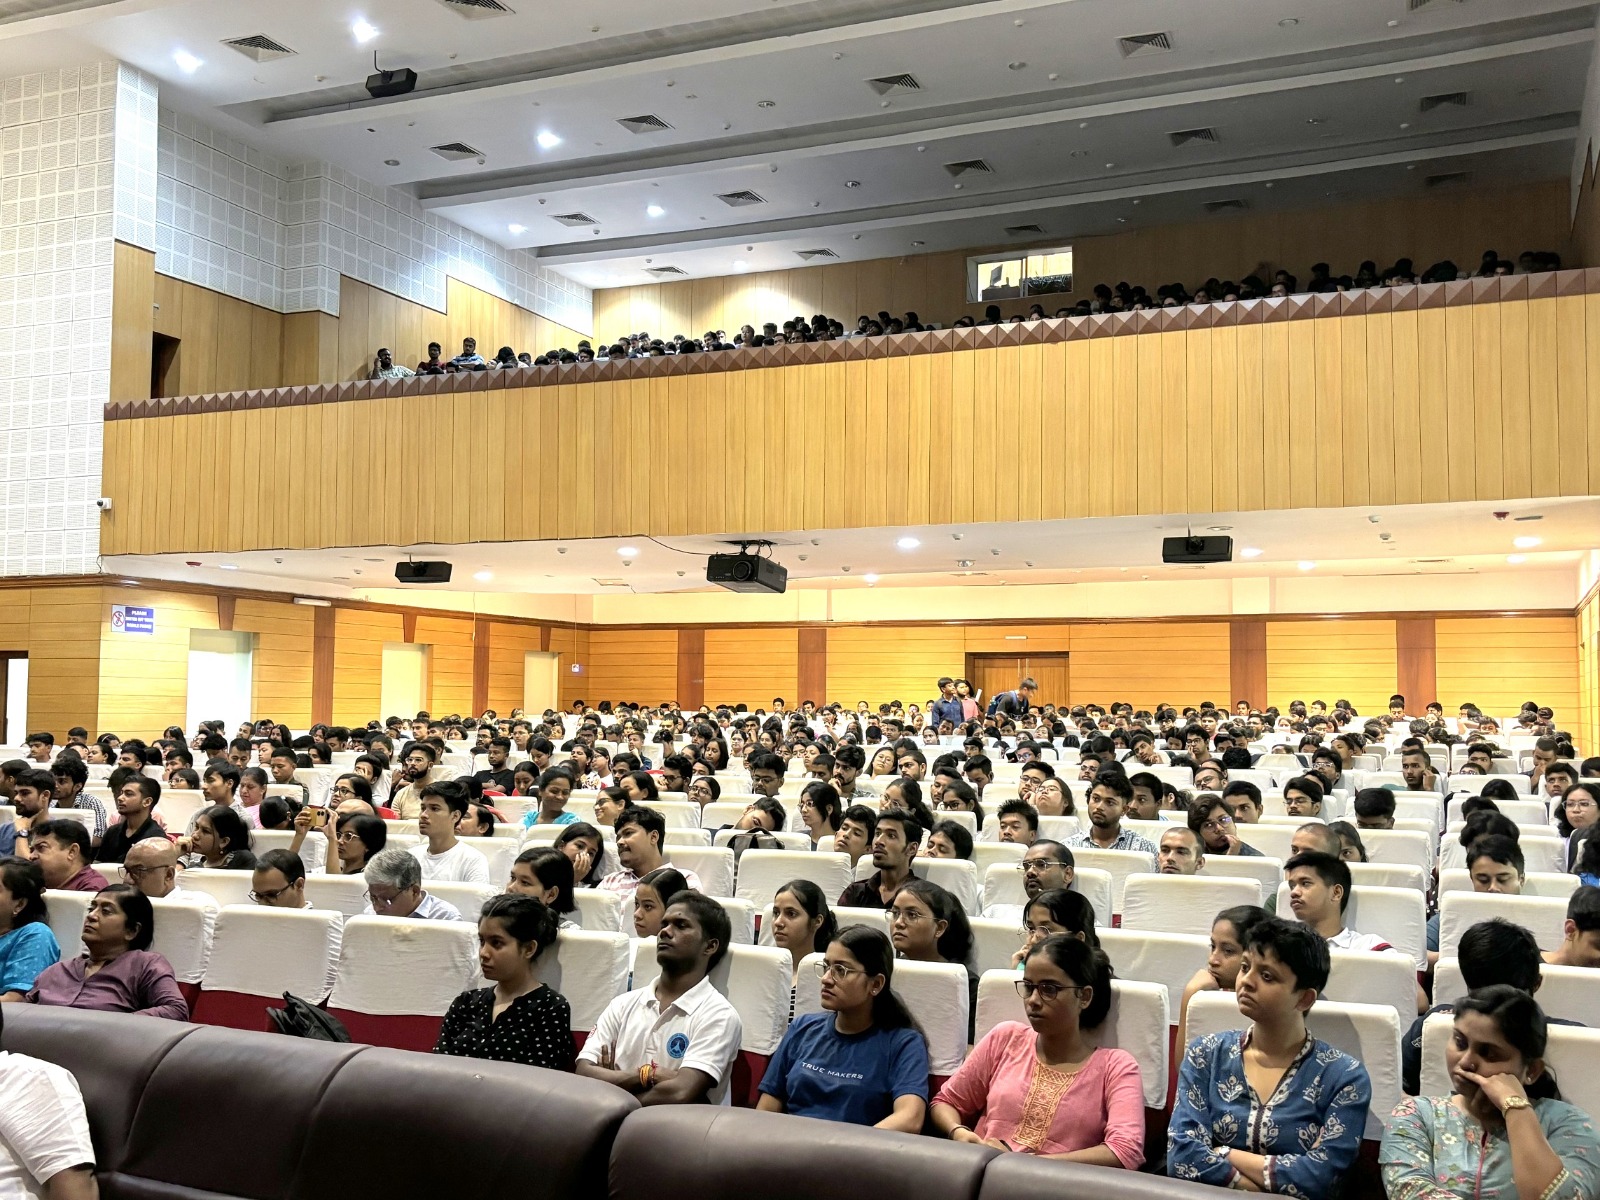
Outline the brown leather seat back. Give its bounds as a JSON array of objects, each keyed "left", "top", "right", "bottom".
[{"left": 979, "top": 1154, "right": 1223, "bottom": 1200}]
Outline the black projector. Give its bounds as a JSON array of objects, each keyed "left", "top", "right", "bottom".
[
  {"left": 366, "top": 67, "right": 418, "bottom": 99},
  {"left": 395, "top": 560, "right": 453, "bottom": 584},
  {"left": 1162, "top": 535, "right": 1233, "bottom": 565},
  {"left": 706, "top": 552, "right": 788, "bottom": 594}
]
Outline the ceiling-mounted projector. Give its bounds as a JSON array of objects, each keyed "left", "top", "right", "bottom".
[
  {"left": 366, "top": 66, "right": 417, "bottom": 98},
  {"left": 395, "top": 560, "right": 452, "bottom": 583},
  {"left": 707, "top": 551, "right": 787, "bottom": 594},
  {"left": 1162, "top": 535, "right": 1233, "bottom": 564}
]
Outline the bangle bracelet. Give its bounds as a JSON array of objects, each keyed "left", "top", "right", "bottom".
[{"left": 950, "top": 1125, "right": 970, "bottom": 1139}]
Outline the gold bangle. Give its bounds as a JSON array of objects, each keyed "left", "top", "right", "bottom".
[{"left": 1503, "top": 1096, "right": 1533, "bottom": 1113}]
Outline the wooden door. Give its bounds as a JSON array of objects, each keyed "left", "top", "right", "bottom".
[{"left": 965, "top": 653, "right": 1070, "bottom": 711}]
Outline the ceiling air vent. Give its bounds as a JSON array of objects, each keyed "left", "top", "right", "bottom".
[
  {"left": 944, "top": 159, "right": 992, "bottom": 177},
  {"left": 867, "top": 73, "right": 921, "bottom": 95},
  {"left": 617, "top": 114, "right": 673, "bottom": 134},
  {"left": 1420, "top": 91, "right": 1470, "bottom": 112},
  {"left": 645, "top": 266, "right": 688, "bottom": 276},
  {"left": 715, "top": 190, "right": 766, "bottom": 207},
  {"left": 1203, "top": 198, "right": 1248, "bottom": 213},
  {"left": 429, "top": 142, "right": 484, "bottom": 161},
  {"left": 593, "top": 578, "right": 629, "bottom": 587},
  {"left": 1169, "top": 127, "right": 1218, "bottom": 146},
  {"left": 1424, "top": 171, "right": 1471, "bottom": 188},
  {"left": 1117, "top": 31, "right": 1173, "bottom": 57},
  {"left": 434, "top": 0, "right": 515, "bottom": 16},
  {"left": 795, "top": 248, "right": 838, "bottom": 260},
  {"left": 551, "top": 211, "right": 598, "bottom": 226},
  {"left": 221, "top": 34, "right": 296, "bottom": 62},
  {"left": 1004, "top": 224, "right": 1044, "bottom": 236},
  {"left": 1408, "top": 0, "right": 1466, "bottom": 9}
]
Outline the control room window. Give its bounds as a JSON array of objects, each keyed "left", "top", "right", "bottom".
[{"left": 966, "top": 247, "right": 1073, "bottom": 303}]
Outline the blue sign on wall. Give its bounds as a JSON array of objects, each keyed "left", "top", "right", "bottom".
[{"left": 110, "top": 605, "right": 155, "bottom": 635}]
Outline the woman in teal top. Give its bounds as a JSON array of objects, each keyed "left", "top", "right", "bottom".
[
  {"left": 0, "top": 857, "right": 61, "bottom": 1000},
  {"left": 1382, "top": 985, "right": 1600, "bottom": 1200}
]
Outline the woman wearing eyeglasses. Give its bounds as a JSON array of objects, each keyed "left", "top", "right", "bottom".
[
  {"left": 756, "top": 925, "right": 930, "bottom": 1131},
  {"left": 931, "top": 934, "right": 1144, "bottom": 1167}
]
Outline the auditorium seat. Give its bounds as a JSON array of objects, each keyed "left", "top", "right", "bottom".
[
  {"left": 1237, "top": 823, "right": 1298, "bottom": 860},
  {"left": 797, "top": 952, "right": 969, "bottom": 1077},
  {"left": 1437, "top": 892, "right": 1570, "bottom": 957},
  {"left": 716, "top": 896, "right": 757, "bottom": 943},
  {"left": 192, "top": 905, "right": 343, "bottom": 1029},
  {"left": 1097, "top": 929, "right": 1208, "bottom": 1024},
  {"left": 981, "top": 862, "right": 1112, "bottom": 926},
  {"left": 43, "top": 889, "right": 92, "bottom": 958},
  {"left": 1441, "top": 833, "right": 1566, "bottom": 875},
  {"left": 176, "top": 868, "right": 255, "bottom": 909},
  {"left": 1197, "top": 854, "right": 1282, "bottom": 896},
  {"left": 543, "top": 928, "right": 632, "bottom": 1039},
  {"left": 149, "top": 894, "right": 216, "bottom": 996},
  {"left": 1446, "top": 774, "right": 1533, "bottom": 796},
  {"left": 970, "top": 841, "right": 1024, "bottom": 873},
  {"left": 735, "top": 849, "right": 853, "bottom": 909},
  {"left": 1036, "top": 815, "right": 1081, "bottom": 841},
  {"left": 1436, "top": 868, "right": 1577, "bottom": 899},
  {"left": 968, "top": 916, "right": 1021, "bottom": 974},
  {"left": 1348, "top": 862, "right": 1428, "bottom": 892},
  {"left": 459, "top": 835, "right": 515, "bottom": 880},
  {"left": 253, "top": 828, "right": 327, "bottom": 873},
  {"left": 714, "top": 827, "right": 812, "bottom": 852},
  {"left": 1445, "top": 797, "right": 1549, "bottom": 826},
  {"left": 427, "top": 881, "right": 497, "bottom": 921},
  {"left": 1325, "top": 949, "right": 1417, "bottom": 1022},
  {"left": 1433, "top": 959, "right": 1599, "bottom": 1026},
  {"left": 698, "top": 800, "right": 760, "bottom": 829},
  {"left": 1354, "top": 829, "right": 1434, "bottom": 880},
  {"left": 327, "top": 914, "right": 479, "bottom": 1051},
  {"left": 153, "top": 789, "right": 205, "bottom": 831},
  {"left": 1274, "top": 881, "right": 1427, "bottom": 968},
  {"left": 303, "top": 873, "right": 369, "bottom": 918},
  {"left": 573, "top": 888, "right": 626, "bottom": 932},
  {"left": 667, "top": 845, "right": 735, "bottom": 897},
  {"left": 1120, "top": 875, "right": 1262, "bottom": 939},
  {"left": 1065, "top": 847, "right": 1155, "bottom": 916}
]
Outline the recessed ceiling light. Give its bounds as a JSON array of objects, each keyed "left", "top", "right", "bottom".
[
  {"left": 473, "top": 570, "right": 494, "bottom": 582},
  {"left": 173, "top": 49, "right": 203, "bottom": 73},
  {"left": 351, "top": 18, "right": 379, "bottom": 43},
  {"left": 1008, "top": 61, "right": 1027, "bottom": 70},
  {"left": 863, "top": 573, "right": 880, "bottom": 584},
  {"left": 1513, "top": 536, "right": 1541, "bottom": 549},
  {"left": 1306, "top": 117, "right": 1325, "bottom": 125},
  {"left": 1506, "top": 555, "right": 1527, "bottom": 564},
  {"left": 219, "top": 563, "right": 239, "bottom": 570},
  {"left": 732, "top": 259, "right": 748, "bottom": 270},
  {"left": 1240, "top": 547, "right": 1263, "bottom": 558},
  {"left": 896, "top": 537, "right": 920, "bottom": 550},
  {"left": 1278, "top": 17, "right": 1300, "bottom": 26},
  {"left": 508, "top": 223, "right": 526, "bottom": 234},
  {"left": 956, "top": 559, "right": 974, "bottom": 568},
  {"left": 1208, "top": 525, "right": 1233, "bottom": 532},
  {"left": 617, "top": 546, "right": 639, "bottom": 557},
  {"left": 536, "top": 131, "right": 562, "bottom": 150},
  {"left": 1297, "top": 561, "right": 1316, "bottom": 571},
  {"left": 844, "top": 180, "right": 861, "bottom": 188},
  {"left": 646, "top": 204, "right": 664, "bottom": 217},
  {"left": 757, "top": 99, "right": 776, "bottom": 108}
]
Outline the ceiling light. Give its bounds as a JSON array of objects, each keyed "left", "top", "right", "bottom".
[
  {"left": 757, "top": 99, "right": 776, "bottom": 108},
  {"left": 617, "top": 546, "right": 639, "bottom": 557},
  {"left": 1278, "top": 17, "right": 1300, "bottom": 26},
  {"left": 1240, "top": 547, "right": 1263, "bottom": 558},
  {"left": 1207, "top": 525, "right": 1233, "bottom": 532},
  {"left": 1297, "top": 561, "right": 1316, "bottom": 571},
  {"left": 732, "top": 259, "right": 748, "bottom": 271},
  {"left": 536, "top": 131, "right": 562, "bottom": 149},
  {"left": 383, "top": 158, "right": 400, "bottom": 166},
  {"left": 508, "top": 224, "right": 526, "bottom": 234},
  {"left": 172, "top": 49, "right": 203, "bottom": 73},
  {"left": 863, "top": 573, "right": 880, "bottom": 584},
  {"left": 1506, "top": 555, "right": 1526, "bottom": 564},
  {"left": 219, "top": 563, "right": 239, "bottom": 570},
  {"left": 1008, "top": 61, "right": 1027, "bottom": 70},
  {"left": 646, "top": 204, "right": 664, "bottom": 217},
  {"left": 844, "top": 180, "right": 861, "bottom": 188},
  {"left": 1513, "top": 536, "right": 1542, "bottom": 549},
  {"left": 896, "top": 537, "right": 920, "bottom": 550},
  {"left": 351, "top": 19, "right": 379, "bottom": 43},
  {"left": 956, "top": 559, "right": 974, "bottom": 568},
  {"left": 473, "top": 570, "right": 494, "bottom": 582}
]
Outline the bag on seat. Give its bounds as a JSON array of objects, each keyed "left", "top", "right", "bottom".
[
  {"left": 268, "top": 992, "right": 351, "bottom": 1042},
  {"left": 726, "top": 830, "right": 781, "bottom": 862}
]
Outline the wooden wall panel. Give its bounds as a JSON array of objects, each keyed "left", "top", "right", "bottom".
[
  {"left": 594, "top": 180, "right": 1569, "bottom": 338},
  {"left": 1266, "top": 619, "right": 1398, "bottom": 715},
  {"left": 0, "top": 587, "right": 103, "bottom": 740},
  {"left": 825, "top": 626, "right": 965, "bottom": 708},
  {"left": 487, "top": 621, "right": 544, "bottom": 716},
  {"left": 582, "top": 628, "right": 678, "bottom": 706},
  {"left": 96, "top": 586, "right": 219, "bottom": 739},
  {"left": 414, "top": 615, "right": 476, "bottom": 717},
  {"left": 1068, "top": 623, "right": 1231, "bottom": 711},
  {"left": 1435, "top": 616, "right": 1579, "bottom": 721},
  {"left": 332, "top": 608, "right": 402, "bottom": 726},
  {"left": 112, "top": 244, "right": 156, "bottom": 403},
  {"left": 1230, "top": 620, "right": 1269, "bottom": 711},
  {"left": 550, "top": 625, "right": 590, "bottom": 711},
  {"left": 702, "top": 627, "right": 797, "bottom": 711},
  {"left": 1395, "top": 617, "right": 1438, "bottom": 715},
  {"left": 233, "top": 598, "right": 315, "bottom": 729},
  {"left": 137, "top": 258, "right": 285, "bottom": 396}
]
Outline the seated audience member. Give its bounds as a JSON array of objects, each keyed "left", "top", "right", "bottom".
[
  {"left": 1031, "top": 775, "right": 1074, "bottom": 817},
  {"left": 995, "top": 799, "right": 1039, "bottom": 846},
  {"left": 600, "top": 806, "right": 702, "bottom": 896},
  {"left": 416, "top": 342, "right": 446, "bottom": 374},
  {"left": 1329, "top": 820, "right": 1368, "bottom": 863},
  {"left": 0, "top": 1000, "right": 97, "bottom": 1195},
  {"left": 508, "top": 846, "right": 581, "bottom": 928},
  {"left": 1168, "top": 916, "right": 1371, "bottom": 1192},
  {"left": 685, "top": 775, "right": 720, "bottom": 810},
  {"left": 49, "top": 756, "right": 109, "bottom": 843},
  {"left": 925, "top": 819, "right": 974, "bottom": 860},
  {"left": 1128, "top": 773, "right": 1164, "bottom": 821},
  {"left": 1559, "top": 783, "right": 1599, "bottom": 868},
  {"left": 1282, "top": 775, "right": 1325, "bottom": 819},
  {"left": 1428, "top": 835, "right": 1524, "bottom": 956},
  {"left": 388, "top": 743, "right": 438, "bottom": 819},
  {"left": 1284, "top": 850, "right": 1392, "bottom": 952},
  {"left": 881, "top": 777, "right": 938, "bottom": 830},
  {"left": 472, "top": 738, "right": 516, "bottom": 795},
  {"left": 1542, "top": 762, "right": 1580, "bottom": 802},
  {"left": 409, "top": 781, "right": 491, "bottom": 884},
  {"left": 1158, "top": 826, "right": 1206, "bottom": 875},
  {"left": 1383, "top": 986, "right": 1600, "bottom": 1200},
  {"left": 591, "top": 786, "right": 630, "bottom": 828},
  {"left": 758, "top": 926, "right": 930, "bottom": 1130},
  {"left": 578, "top": 892, "right": 742, "bottom": 1104},
  {"left": 934, "top": 778, "right": 984, "bottom": 827},
  {"left": 28, "top": 821, "right": 103, "bottom": 893},
  {"left": 459, "top": 802, "right": 496, "bottom": 838},
  {"left": 177, "top": 805, "right": 255, "bottom": 870},
  {"left": 632, "top": 868, "right": 688, "bottom": 938},
  {"left": 990, "top": 840, "right": 1077, "bottom": 925},
  {"left": 450, "top": 336, "right": 488, "bottom": 370},
  {"left": 27, "top": 885, "right": 188, "bottom": 1020},
  {"left": 1010, "top": 887, "right": 1099, "bottom": 969},
  {"left": 1543, "top": 885, "right": 1600, "bottom": 969},
  {"left": 730, "top": 797, "right": 786, "bottom": 835},
  {"left": 769, "top": 879, "right": 837, "bottom": 983},
  {"left": 1572, "top": 825, "right": 1600, "bottom": 888},
  {"left": 1067, "top": 773, "right": 1157, "bottom": 853},
  {"left": 435, "top": 894, "right": 574, "bottom": 1072},
  {"left": 0, "top": 770, "right": 55, "bottom": 859},
  {"left": 1400, "top": 746, "right": 1440, "bottom": 794},
  {"left": 1223, "top": 781, "right": 1264, "bottom": 825},
  {"left": 837, "top": 808, "right": 921, "bottom": 910},
  {"left": 519, "top": 768, "right": 577, "bottom": 829},
  {"left": 1189, "top": 794, "right": 1263, "bottom": 857},
  {"left": 833, "top": 805, "right": 877, "bottom": 867},
  {"left": 255, "top": 796, "right": 300, "bottom": 831},
  {"left": 250, "top": 849, "right": 311, "bottom": 909},
  {"left": 933, "top": 934, "right": 1144, "bottom": 1167},
  {"left": 1177, "top": 904, "right": 1270, "bottom": 1054},
  {"left": 361, "top": 847, "right": 463, "bottom": 921},
  {"left": 554, "top": 823, "right": 606, "bottom": 887},
  {"left": 1353, "top": 787, "right": 1397, "bottom": 831},
  {"left": 119, "top": 838, "right": 205, "bottom": 903},
  {"left": 1193, "top": 762, "right": 1227, "bottom": 793},
  {"left": 369, "top": 346, "right": 414, "bottom": 380},
  {"left": 890, "top": 877, "right": 977, "bottom": 1032},
  {"left": 0, "top": 858, "right": 59, "bottom": 1001},
  {"left": 798, "top": 782, "right": 843, "bottom": 848},
  {"left": 831, "top": 744, "right": 877, "bottom": 803}
]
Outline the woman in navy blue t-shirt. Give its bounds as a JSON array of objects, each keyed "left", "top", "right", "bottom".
[{"left": 757, "top": 925, "right": 930, "bottom": 1131}]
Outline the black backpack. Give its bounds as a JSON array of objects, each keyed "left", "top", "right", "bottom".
[
  {"left": 725, "top": 829, "right": 782, "bottom": 863},
  {"left": 267, "top": 993, "right": 351, "bottom": 1042}
]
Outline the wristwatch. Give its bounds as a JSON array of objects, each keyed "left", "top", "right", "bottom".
[{"left": 1502, "top": 1096, "right": 1532, "bottom": 1112}]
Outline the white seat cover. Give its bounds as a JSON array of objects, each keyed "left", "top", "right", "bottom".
[
  {"left": 1438, "top": 893, "right": 1570, "bottom": 957},
  {"left": 458, "top": 837, "right": 514, "bottom": 881},
  {"left": 302, "top": 875, "right": 369, "bottom": 919},
  {"left": 329, "top": 915, "right": 478, "bottom": 1016},
  {"left": 203, "top": 905, "right": 344, "bottom": 1003},
  {"left": 572, "top": 889, "right": 625, "bottom": 932},
  {"left": 43, "top": 891, "right": 93, "bottom": 960},
  {"left": 714, "top": 828, "right": 812, "bottom": 853},
  {"left": 971, "top": 842, "right": 1025, "bottom": 873},
  {"left": 1275, "top": 881, "right": 1427, "bottom": 969},
  {"left": 1098, "top": 929, "right": 1207, "bottom": 1023},
  {"left": 1121, "top": 875, "right": 1262, "bottom": 939},
  {"left": 795, "top": 952, "right": 969, "bottom": 1075},
  {"left": 1437, "top": 870, "right": 1577, "bottom": 899},
  {"left": 1359, "top": 830, "right": 1433, "bottom": 880},
  {"left": 252, "top": 829, "right": 326, "bottom": 874},
  {"left": 1326, "top": 949, "right": 1416, "bottom": 1023},
  {"left": 713, "top": 944, "right": 792, "bottom": 1055},
  {"left": 1348, "top": 862, "right": 1427, "bottom": 892},
  {"left": 172, "top": 869, "right": 255, "bottom": 909},
  {"left": 149, "top": 895, "right": 217, "bottom": 984},
  {"left": 970, "top": 917, "right": 1023, "bottom": 974},
  {"left": 1435, "top": 959, "right": 1600, "bottom": 1027},
  {"left": 715, "top": 897, "right": 757, "bottom": 944},
  {"left": 667, "top": 846, "right": 735, "bottom": 898},
  {"left": 1236, "top": 823, "right": 1300, "bottom": 860},
  {"left": 543, "top": 928, "right": 631, "bottom": 1031},
  {"left": 427, "top": 882, "right": 497, "bottom": 923},
  {"left": 1445, "top": 797, "right": 1548, "bottom": 825},
  {"left": 1197, "top": 855, "right": 1282, "bottom": 896},
  {"left": 1037, "top": 815, "right": 1082, "bottom": 841},
  {"left": 735, "top": 850, "right": 852, "bottom": 909},
  {"left": 1066, "top": 847, "right": 1154, "bottom": 915}
]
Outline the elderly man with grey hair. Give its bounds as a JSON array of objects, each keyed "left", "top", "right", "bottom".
[{"left": 361, "top": 847, "right": 463, "bottom": 921}]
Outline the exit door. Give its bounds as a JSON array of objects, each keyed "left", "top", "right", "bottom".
[{"left": 965, "top": 653, "right": 1069, "bottom": 712}]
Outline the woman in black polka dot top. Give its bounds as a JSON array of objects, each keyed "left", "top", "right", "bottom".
[{"left": 434, "top": 893, "right": 574, "bottom": 1071}]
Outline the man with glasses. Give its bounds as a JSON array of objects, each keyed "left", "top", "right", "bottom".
[
  {"left": 361, "top": 847, "right": 464, "bottom": 921},
  {"left": 121, "top": 838, "right": 209, "bottom": 904},
  {"left": 1187, "top": 795, "right": 1263, "bottom": 857},
  {"left": 986, "top": 840, "right": 1076, "bottom": 923},
  {"left": 250, "top": 849, "right": 314, "bottom": 910},
  {"left": 95, "top": 776, "right": 168, "bottom": 864}
]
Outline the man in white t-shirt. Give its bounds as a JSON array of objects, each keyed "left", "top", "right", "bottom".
[
  {"left": 407, "top": 782, "right": 490, "bottom": 884},
  {"left": 0, "top": 1007, "right": 98, "bottom": 1199},
  {"left": 577, "top": 892, "right": 741, "bottom": 1105},
  {"left": 1285, "top": 851, "right": 1392, "bottom": 953}
]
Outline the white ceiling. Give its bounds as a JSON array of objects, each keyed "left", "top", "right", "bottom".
[
  {"left": 103, "top": 496, "right": 1599, "bottom": 598},
  {"left": 0, "top": 0, "right": 1590, "bottom": 290}
]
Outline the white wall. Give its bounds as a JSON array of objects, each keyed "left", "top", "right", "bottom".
[{"left": 185, "top": 629, "right": 253, "bottom": 733}]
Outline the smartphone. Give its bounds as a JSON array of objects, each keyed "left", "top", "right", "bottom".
[{"left": 309, "top": 796, "right": 330, "bottom": 828}]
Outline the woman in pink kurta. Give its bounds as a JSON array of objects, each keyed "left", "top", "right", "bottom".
[{"left": 931, "top": 935, "right": 1145, "bottom": 1168}]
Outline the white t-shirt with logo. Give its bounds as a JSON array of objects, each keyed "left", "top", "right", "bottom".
[
  {"left": 0, "top": 1052, "right": 95, "bottom": 1199},
  {"left": 408, "top": 841, "right": 490, "bottom": 884},
  {"left": 578, "top": 974, "right": 743, "bottom": 1105}
]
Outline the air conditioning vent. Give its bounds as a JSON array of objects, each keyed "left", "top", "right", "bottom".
[
  {"left": 1203, "top": 198, "right": 1248, "bottom": 213},
  {"left": 1117, "top": 31, "right": 1173, "bottom": 57},
  {"left": 593, "top": 578, "right": 629, "bottom": 587},
  {"left": 1004, "top": 224, "right": 1045, "bottom": 236},
  {"left": 221, "top": 34, "right": 296, "bottom": 62},
  {"left": 794, "top": 248, "right": 838, "bottom": 260},
  {"left": 617, "top": 113, "right": 673, "bottom": 134},
  {"left": 1408, "top": 0, "right": 1466, "bottom": 9},
  {"left": 943, "top": 159, "right": 992, "bottom": 177},
  {"left": 1424, "top": 171, "right": 1470, "bottom": 188},
  {"left": 551, "top": 211, "right": 598, "bottom": 226},
  {"left": 715, "top": 190, "right": 766, "bottom": 207},
  {"left": 867, "top": 73, "right": 921, "bottom": 95},
  {"left": 429, "top": 142, "right": 484, "bottom": 161},
  {"left": 645, "top": 266, "right": 688, "bottom": 276},
  {"left": 1169, "top": 127, "right": 1218, "bottom": 146},
  {"left": 1420, "top": 91, "right": 1470, "bottom": 112},
  {"left": 434, "top": 0, "right": 515, "bottom": 17}
]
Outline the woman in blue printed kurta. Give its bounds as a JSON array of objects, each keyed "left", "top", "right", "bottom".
[
  {"left": 1381, "top": 986, "right": 1600, "bottom": 1200},
  {"left": 1168, "top": 916, "right": 1371, "bottom": 1196}
]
